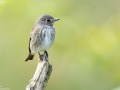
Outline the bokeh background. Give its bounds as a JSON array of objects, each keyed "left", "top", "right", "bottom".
[{"left": 0, "top": 0, "right": 120, "bottom": 90}]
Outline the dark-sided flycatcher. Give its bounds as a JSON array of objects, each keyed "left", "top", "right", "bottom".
[{"left": 25, "top": 14, "right": 59, "bottom": 62}]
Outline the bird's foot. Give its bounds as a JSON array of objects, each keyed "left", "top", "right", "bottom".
[
  {"left": 38, "top": 51, "right": 48, "bottom": 60},
  {"left": 44, "top": 51, "right": 48, "bottom": 58},
  {"left": 38, "top": 52, "right": 43, "bottom": 60}
]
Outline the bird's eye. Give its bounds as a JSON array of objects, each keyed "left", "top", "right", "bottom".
[{"left": 46, "top": 19, "right": 50, "bottom": 22}]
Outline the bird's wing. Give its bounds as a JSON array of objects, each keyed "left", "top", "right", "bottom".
[
  {"left": 28, "top": 37, "right": 31, "bottom": 53},
  {"left": 28, "top": 26, "right": 42, "bottom": 53}
]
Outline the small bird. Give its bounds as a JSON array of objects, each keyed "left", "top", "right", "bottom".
[{"left": 25, "top": 14, "right": 59, "bottom": 62}]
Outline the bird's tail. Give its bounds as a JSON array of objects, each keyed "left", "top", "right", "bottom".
[{"left": 25, "top": 53, "right": 34, "bottom": 62}]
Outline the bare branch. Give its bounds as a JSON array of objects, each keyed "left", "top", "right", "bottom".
[{"left": 26, "top": 52, "right": 52, "bottom": 90}]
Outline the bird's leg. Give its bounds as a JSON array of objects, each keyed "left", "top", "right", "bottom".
[
  {"left": 38, "top": 52, "right": 43, "bottom": 60},
  {"left": 44, "top": 51, "right": 48, "bottom": 58}
]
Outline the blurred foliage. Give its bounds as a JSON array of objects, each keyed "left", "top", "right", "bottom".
[{"left": 0, "top": 0, "right": 120, "bottom": 90}]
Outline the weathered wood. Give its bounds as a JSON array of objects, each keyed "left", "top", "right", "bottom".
[{"left": 26, "top": 52, "right": 52, "bottom": 90}]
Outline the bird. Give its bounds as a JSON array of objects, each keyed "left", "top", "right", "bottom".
[{"left": 25, "top": 14, "right": 59, "bottom": 62}]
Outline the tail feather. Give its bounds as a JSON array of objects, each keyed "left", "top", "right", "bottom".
[{"left": 25, "top": 53, "right": 34, "bottom": 62}]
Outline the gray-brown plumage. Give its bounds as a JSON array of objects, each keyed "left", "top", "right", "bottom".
[{"left": 25, "top": 14, "right": 59, "bottom": 62}]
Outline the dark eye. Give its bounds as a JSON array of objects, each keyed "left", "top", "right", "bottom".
[{"left": 46, "top": 19, "right": 50, "bottom": 22}]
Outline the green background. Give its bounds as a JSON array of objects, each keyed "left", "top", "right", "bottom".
[{"left": 0, "top": 0, "right": 120, "bottom": 90}]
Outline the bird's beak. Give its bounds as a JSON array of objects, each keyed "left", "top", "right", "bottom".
[{"left": 54, "top": 18, "right": 60, "bottom": 21}]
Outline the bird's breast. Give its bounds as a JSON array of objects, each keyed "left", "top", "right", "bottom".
[{"left": 39, "top": 27, "right": 55, "bottom": 51}]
